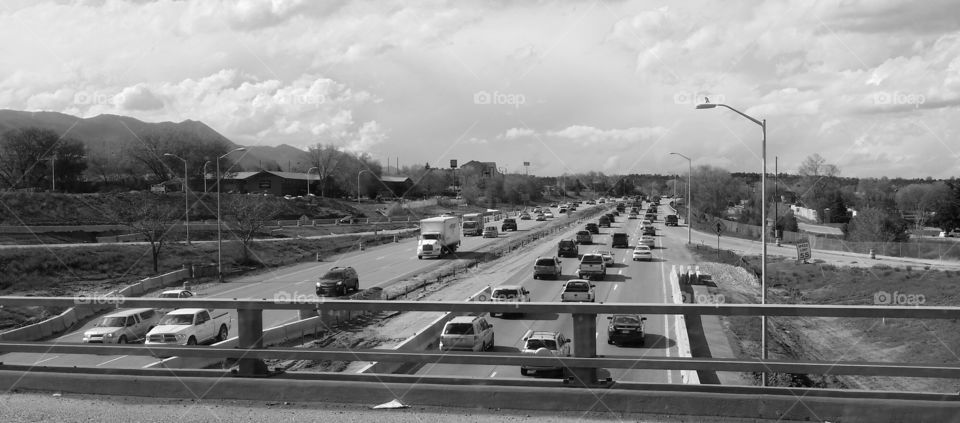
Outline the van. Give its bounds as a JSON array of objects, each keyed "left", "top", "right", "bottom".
[
  {"left": 611, "top": 232, "right": 629, "bottom": 248},
  {"left": 557, "top": 239, "right": 579, "bottom": 258},
  {"left": 82, "top": 308, "right": 160, "bottom": 344},
  {"left": 439, "top": 316, "right": 495, "bottom": 352}
]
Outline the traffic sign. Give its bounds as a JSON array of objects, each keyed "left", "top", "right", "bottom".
[
  {"left": 797, "top": 241, "right": 811, "bottom": 262},
  {"left": 715, "top": 221, "right": 726, "bottom": 235}
]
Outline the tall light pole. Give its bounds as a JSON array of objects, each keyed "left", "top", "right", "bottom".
[
  {"left": 163, "top": 153, "right": 190, "bottom": 245},
  {"left": 669, "top": 152, "right": 692, "bottom": 245},
  {"left": 217, "top": 147, "right": 246, "bottom": 282},
  {"left": 306, "top": 167, "right": 319, "bottom": 196},
  {"left": 697, "top": 100, "right": 768, "bottom": 382},
  {"left": 357, "top": 169, "right": 373, "bottom": 205},
  {"left": 202, "top": 161, "right": 212, "bottom": 193}
]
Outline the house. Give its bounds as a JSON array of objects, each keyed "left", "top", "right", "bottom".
[
  {"left": 214, "top": 170, "right": 317, "bottom": 196},
  {"left": 379, "top": 176, "right": 414, "bottom": 199}
]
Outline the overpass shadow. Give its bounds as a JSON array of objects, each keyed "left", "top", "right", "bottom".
[
  {"left": 488, "top": 346, "right": 520, "bottom": 353},
  {"left": 501, "top": 312, "right": 560, "bottom": 321},
  {"left": 597, "top": 274, "right": 630, "bottom": 283},
  {"left": 635, "top": 333, "right": 676, "bottom": 350}
]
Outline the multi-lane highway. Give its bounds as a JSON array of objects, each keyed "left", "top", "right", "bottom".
[
  {"left": 417, "top": 199, "right": 697, "bottom": 384},
  {"left": 0, "top": 207, "right": 594, "bottom": 369}
]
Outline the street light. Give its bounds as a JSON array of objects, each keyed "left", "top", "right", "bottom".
[
  {"left": 669, "top": 152, "right": 692, "bottom": 245},
  {"left": 357, "top": 169, "right": 373, "bottom": 205},
  {"left": 202, "top": 161, "right": 212, "bottom": 193},
  {"left": 163, "top": 153, "right": 190, "bottom": 245},
  {"left": 307, "top": 167, "right": 319, "bottom": 196},
  {"left": 217, "top": 147, "right": 247, "bottom": 282},
  {"left": 697, "top": 100, "right": 768, "bottom": 382}
]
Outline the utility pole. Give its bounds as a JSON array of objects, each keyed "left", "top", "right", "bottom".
[{"left": 774, "top": 156, "right": 779, "bottom": 244}]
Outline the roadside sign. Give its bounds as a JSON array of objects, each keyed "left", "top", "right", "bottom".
[
  {"left": 797, "top": 241, "right": 811, "bottom": 262},
  {"left": 715, "top": 221, "right": 726, "bottom": 235}
]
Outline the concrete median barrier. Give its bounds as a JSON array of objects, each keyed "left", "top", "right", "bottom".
[{"left": 669, "top": 268, "right": 699, "bottom": 385}]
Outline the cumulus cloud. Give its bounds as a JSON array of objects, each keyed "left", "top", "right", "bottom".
[{"left": 547, "top": 125, "right": 669, "bottom": 145}]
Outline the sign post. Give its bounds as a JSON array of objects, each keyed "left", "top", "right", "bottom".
[
  {"left": 715, "top": 221, "right": 725, "bottom": 260},
  {"left": 796, "top": 241, "right": 811, "bottom": 264}
]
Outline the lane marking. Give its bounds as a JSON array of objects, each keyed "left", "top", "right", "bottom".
[
  {"left": 96, "top": 355, "right": 128, "bottom": 366},
  {"left": 489, "top": 371, "right": 497, "bottom": 378},
  {"left": 613, "top": 284, "right": 618, "bottom": 291}
]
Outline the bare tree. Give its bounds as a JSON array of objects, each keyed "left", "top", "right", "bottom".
[
  {"left": 223, "top": 195, "right": 280, "bottom": 263},
  {"left": 306, "top": 143, "right": 344, "bottom": 197},
  {"left": 107, "top": 193, "right": 181, "bottom": 273},
  {"left": 895, "top": 182, "right": 950, "bottom": 235},
  {"left": 0, "top": 127, "right": 87, "bottom": 191},
  {"left": 796, "top": 153, "right": 840, "bottom": 212}
]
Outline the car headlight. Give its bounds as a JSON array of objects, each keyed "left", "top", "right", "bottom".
[
  {"left": 175, "top": 334, "right": 186, "bottom": 341},
  {"left": 337, "top": 281, "right": 343, "bottom": 285},
  {"left": 105, "top": 333, "right": 114, "bottom": 338}
]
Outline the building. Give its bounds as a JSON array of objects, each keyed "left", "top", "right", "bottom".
[
  {"left": 460, "top": 161, "right": 499, "bottom": 179},
  {"left": 379, "top": 176, "right": 414, "bottom": 199},
  {"left": 215, "top": 170, "right": 317, "bottom": 196}
]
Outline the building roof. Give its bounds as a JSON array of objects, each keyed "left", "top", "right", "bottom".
[
  {"left": 380, "top": 175, "right": 412, "bottom": 183},
  {"left": 221, "top": 170, "right": 317, "bottom": 181}
]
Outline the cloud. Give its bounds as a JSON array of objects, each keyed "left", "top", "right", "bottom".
[
  {"left": 500, "top": 128, "right": 535, "bottom": 140},
  {"left": 546, "top": 125, "right": 669, "bottom": 145},
  {"left": 117, "top": 85, "right": 164, "bottom": 111}
]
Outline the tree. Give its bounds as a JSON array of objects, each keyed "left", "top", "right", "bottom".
[
  {"left": 844, "top": 207, "right": 908, "bottom": 243},
  {"left": 895, "top": 183, "right": 950, "bottom": 234},
  {"left": 929, "top": 178, "right": 960, "bottom": 233},
  {"left": 0, "top": 127, "right": 87, "bottom": 191},
  {"left": 690, "top": 165, "right": 742, "bottom": 220},
  {"left": 796, "top": 153, "right": 840, "bottom": 214},
  {"left": 306, "top": 143, "right": 344, "bottom": 197},
  {"left": 223, "top": 195, "right": 280, "bottom": 263},
  {"left": 107, "top": 193, "right": 181, "bottom": 273}
]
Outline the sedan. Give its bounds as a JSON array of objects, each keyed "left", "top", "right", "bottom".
[
  {"left": 639, "top": 235, "right": 655, "bottom": 248},
  {"left": 596, "top": 250, "right": 615, "bottom": 266},
  {"left": 536, "top": 214, "right": 546, "bottom": 221},
  {"left": 544, "top": 211, "right": 554, "bottom": 218},
  {"left": 632, "top": 245, "right": 652, "bottom": 261},
  {"left": 607, "top": 314, "right": 647, "bottom": 346}
]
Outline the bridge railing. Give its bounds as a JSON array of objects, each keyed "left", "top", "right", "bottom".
[{"left": 1, "top": 297, "right": 959, "bottom": 385}]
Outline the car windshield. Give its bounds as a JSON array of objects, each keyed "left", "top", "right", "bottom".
[
  {"left": 158, "top": 314, "right": 194, "bottom": 325},
  {"left": 565, "top": 282, "right": 589, "bottom": 292},
  {"left": 492, "top": 289, "right": 519, "bottom": 299},
  {"left": 321, "top": 270, "right": 344, "bottom": 279},
  {"left": 581, "top": 255, "right": 602, "bottom": 263},
  {"left": 559, "top": 241, "right": 574, "bottom": 248},
  {"left": 536, "top": 258, "right": 555, "bottom": 266},
  {"left": 526, "top": 339, "right": 557, "bottom": 350},
  {"left": 613, "top": 316, "right": 641, "bottom": 325},
  {"left": 444, "top": 323, "right": 474, "bottom": 335},
  {"left": 97, "top": 317, "right": 126, "bottom": 327},
  {"left": 421, "top": 234, "right": 440, "bottom": 240},
  {"left": 159, "top": 292, "right": 181, "bottom": 298}
]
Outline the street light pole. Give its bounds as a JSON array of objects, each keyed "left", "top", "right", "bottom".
[
  {"left": 307, "top": 167, "right": 318, "bottom": 196},
  {"left": 669, "top": 152, "right": 692, "bottom": 245},
  {"left": 697, "top": 101, "right": 768, "bottom": 383},
  {"left": 163, "top": 153, "right": 190, "bottom": 245},
  {"left": 217, "top": 147, "right": 246, "bottom": 282}
]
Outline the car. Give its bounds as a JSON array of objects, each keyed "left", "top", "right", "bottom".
[
  {"left": 639, "top": 235, "right": 655, "bottom": 248},
  {"left": 665, "top": 215, "right": 679, "bottom": 226},
  {"left": 544, "top": 211, "right": 554, "bottom": 218},
  {"left": 605, "top": 213, "right": 615, "bottom": 223},
  {"left": 535, "top": 214, "right": 546, "bottom": 221},
  {"left": 607, "top": 314, "right": 647, "bottom": 346},
  {"left": 576, "top": 253, "right": 606, "bottom": 280},
  {"left": 520, "top": 330, "right": 572, "bottom": 376},
  {"left": 550, "top": 203, "right": 559, "bottom": 208},
  {"left": 611, "top": 232, "right": 629, "bottom": 248},
  {"left": 558, "top": 207, "right": 567, "bottom": 214},
  {"left": 157, "top": 289, "right": 194, "bottom": 313},
  {"left": 575, "top": 230, "right": 593, "bottom": 245},
  {"left": 520, "top": 212, "right": 532, "bottom": 220},
  {"left": 483, "top": 225, "right": 499, "bottom": 238},
  {"left": 585, "top": 223, "right": 599, "bottom": 234},
  {"left": 440, "top": 316, "right": 495, "bottom": 352},
  {"left": 642, "top": 225, "right": 656, "bottom": 236},
  {"left": 557, "top": 239, "right": 579, "bottom": 258},
  {"left": 82, "top": 308, "right": 160, "bottom": 344},
  {"left": 489, "top": 285, "right": 531, "bottom": 317},
  {"left": 533, "top": 256, "right": 563, "bottom": 279},
  {"left": 501, "top": 218, "right": 518, "bottom": 231},
  {"left": 598, "top": 216, "right": 611, "bottom": 228},
  {"left": 628, "top": 213, "right": 639, "bottom": 219},
  {"left": 586, "top": 200, "right": 596, "bottom": 205},
  {"left": 561, "top": 279, "right": 596, "bottom": 302},
  {"left": 596, "top": 250, "right": 615, "bottom": 266},
  {"left": 645, "top": 213, "right": 657, "bottom": 222},
  {"left": 316, "top": 266, "right": 360, "bottom": 297},
  {"left": 632, "top": 245, "right": 653, "bottom": 261}
]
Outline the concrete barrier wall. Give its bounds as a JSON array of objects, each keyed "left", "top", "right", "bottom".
[
  {"left": 670, "top": 266, "right": 700, "bottom": 385},
  {"left": 0, "top": 268, "right": 190, "bottom": 342}
]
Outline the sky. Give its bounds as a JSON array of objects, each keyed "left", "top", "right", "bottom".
[{"left": 1, "top": 0, "right": 959, "bottom": 178}]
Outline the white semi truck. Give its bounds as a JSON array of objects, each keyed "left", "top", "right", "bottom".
[
  {"left": 461, "top": 213, "right": 483, "bottom": 236},
  {"left": 417, "top": 216, "right": 461, "bottom": 259}
]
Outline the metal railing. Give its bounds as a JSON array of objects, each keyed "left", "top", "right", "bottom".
[{"left": 2, "top": 297, "right": 959, "bottom": 383}]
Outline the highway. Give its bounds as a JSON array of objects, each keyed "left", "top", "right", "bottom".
[
  {"left": 417, "top": 199, "right": 697, "bottom": 384},
  {"left": 0, "top": 210, "right": 575, "bottom": 369}
]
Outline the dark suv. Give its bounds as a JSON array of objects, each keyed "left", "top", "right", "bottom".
[
  {"left": 585, "top": 223, "right": 599, "bottom": 234},
  {"left": 557, "top": 239, "right": 579, "bottom": 258},
  {"left": 611, "top": 232, "right": 629, "bottom": 248},
  {"left": 316, "top": 266, "right": 360, "bottom": 297},
  {"left": 665, "top": 215, "right": 679, "bottom": 226},
  {"left": 598, "top": 216, "right": 611, "bottom": 228},
  {"left": 501, "top": 218, "right": 518, "bottom": 231}
]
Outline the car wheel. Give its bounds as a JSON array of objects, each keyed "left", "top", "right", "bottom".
[
  {"left": 533, "top": 274, "right": 538, "bottom": 280},
  {"left": 187, "top": 336, "right": 197, "bottom": 346},
  {"left": 217, "top": 325, "right": 229, "bottom": 342},
  {"left": 520, "top": 368, "right": 528, "bottom": 376},
  {"left": 117, "top": 336, "right": 127, "bottom": 344},
  {"left": 488, "top": 334, "right": 495, "bottom": 351},
  {"left": 607, "top": 339, "right": 613, "bottom": 345}
]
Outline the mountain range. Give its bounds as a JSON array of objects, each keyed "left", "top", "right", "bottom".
[{"left": 0, "top": 109, "right": 311, "bottom": 172}]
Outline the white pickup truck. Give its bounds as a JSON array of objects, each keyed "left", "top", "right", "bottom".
[
  {"left": 489, "top": 285, "right": 531, "bottom": 317},
  {"left": 576, "top": 253, "right": 606, "bottom": 280},
  {"left": 560, "top": 279, "right": 596, "bottom": 302},
  {"left": 145, "top": 308, "right": 231, "bottom": 346}
]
